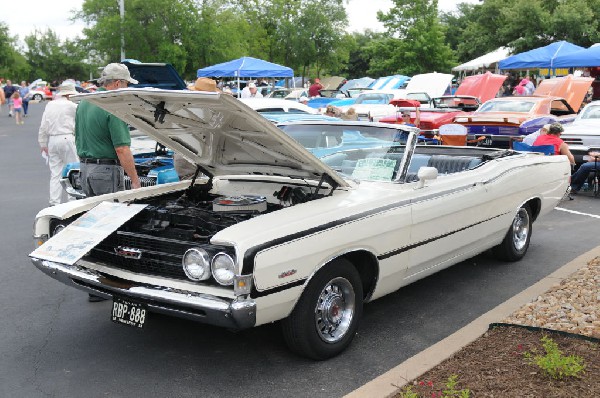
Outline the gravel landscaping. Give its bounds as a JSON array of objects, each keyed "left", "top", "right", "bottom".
[{"left": 392, "top": 257, "right": 600, "bottom": 397}]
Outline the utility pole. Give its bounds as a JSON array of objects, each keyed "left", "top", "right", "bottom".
[{"left": 118, "top": 0, "right": 125, "bottom": 60}]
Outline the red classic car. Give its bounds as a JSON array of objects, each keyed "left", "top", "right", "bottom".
[
  {"left": 452, "top": 74, "right": 593, "bottom": 148},
  {"left": 379, "top": 72, "right": 507, "bottom": 134}
]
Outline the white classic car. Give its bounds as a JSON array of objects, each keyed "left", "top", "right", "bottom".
[
  {"left": 30, "top": 89, "right": 570, "bottom": 360},
  {"left": 561, "top": 100, "right": 600, "bottom": 164}
]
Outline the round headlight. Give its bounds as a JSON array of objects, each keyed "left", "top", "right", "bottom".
[
  {"left": 211, "top": 253, "right": 235, "bottom": 286},
  {"left": 52, "top": 224, "right": 67, "bottom": 236},
  {"left": 182, "top": 248, "right": 211, "bottom": 281}
]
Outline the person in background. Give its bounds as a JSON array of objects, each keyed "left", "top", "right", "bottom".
[
  {"left": 399, "top": 108, "right": 420, "bottom": 128},
  {"left": 38, "top": 82, "right": 79, "bottom": 206},
  {"left": 325, "top": 105, "right": 337, "bottom": 117},
  {"left": 513, "top": 79, "right": 527, "bottom": 96},
  {"left": 570, "top": 151, "right": 600, "bottom": 194},
  {"left": 11, "top": 91, "right": 23, "bottom": 125},
  {"left": 308, "top": 78, "right": 324, "bottom": 97},
  {"left": 524, "top": 76, "right": 535, "bottom": 95},
  {"left": 3, "top": 80, "right": 18, "bottom": 116},
  {"left": 19, "top": 81, "right": 30, "bottom": 117},
  {"left": 241, "top": 82, "right": 263, "bottom": 98},
  {"left": 522, "top": 124, "right": 550, "bottom": 146},
  {"left": 533, "top": 122, "right": 575, "bottom": 164},
  {"left": 299, "top": 96, "right": 309, "bottom": 105},
  {"left": 341, "top": 107, "right": 358, "bottom": 121}
]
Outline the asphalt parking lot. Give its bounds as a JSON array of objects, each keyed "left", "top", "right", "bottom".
[{"left": 1, "top": 102, "right": 599, "bottom": 398}]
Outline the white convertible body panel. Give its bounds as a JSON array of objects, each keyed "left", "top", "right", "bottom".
[{"left": 30, "top": 88, "right": 570, "bottom": 358}]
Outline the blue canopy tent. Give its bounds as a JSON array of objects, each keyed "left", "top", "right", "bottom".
[
  {"left": 498, "top": 41, "right": 585, "bottom": 70},
  {"left": 553, "top": 45, "right": 600, "bottom": 67},
  {"left": 197, "top": 57, "right": 294, "bottom": 93}
]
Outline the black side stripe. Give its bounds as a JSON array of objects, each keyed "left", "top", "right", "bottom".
[
  {"left": 251, "top": 279, "right": 306, "bottom": 299},
  {"left": 377, "top": 212, "right": 508, "bottom": 260},
  {"left": 248, "top": 211, "right": 509, "bottom": 299},
  {"left": 242, "top": 182, "right": 480, "bottom": 275},
  {"left": 242, "top": 198, "right": 413, "bottom": 275}
]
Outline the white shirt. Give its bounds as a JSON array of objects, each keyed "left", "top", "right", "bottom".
[
  {"left": 240, "top": 87, "right": 263, "bottom": 99},
  {"left": 522, "top": 130, "right": 541, "bottom": 146},
  {"left": 38, "top": 96, "right": 78, "bottom": 147}
]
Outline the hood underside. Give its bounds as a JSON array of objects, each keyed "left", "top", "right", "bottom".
[
  {"left": 455, "top": 72, "right": 507, "bottom": 103},
  {"left": 533, "top": 75, "right": 593, "bottom": 113},
  {"left": 71, "top": 88, "right": 349, "bottom": 187}
]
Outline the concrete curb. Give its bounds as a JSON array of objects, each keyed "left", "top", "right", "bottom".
[{"left": 344, "top": 245, "right": 600, "bottom": 398}]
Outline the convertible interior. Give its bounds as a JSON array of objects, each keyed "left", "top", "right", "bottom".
[{"left": 322, "top": 146, "right": 506, "bottom": 182}]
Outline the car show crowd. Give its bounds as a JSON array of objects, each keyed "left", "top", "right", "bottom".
[{"left": 2, "top": 59, "right": 599, "bottom": 210}]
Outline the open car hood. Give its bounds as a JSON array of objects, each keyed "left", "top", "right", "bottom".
[
  {"left": 533, "top": 75, "right": 593, "bottom": 113},
  {"left": 71, "top": 88, "right": 349, "bottom": 187},
  {"left": 455, "top": 72, "right": 507, "bottom": 103},
  {"left": 404, "top": 72, "right": 454, "bottom": 98}
]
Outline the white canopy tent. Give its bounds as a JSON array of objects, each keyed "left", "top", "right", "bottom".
[{"left": 452, "top": 47, "right": 511, "bottom": 75}]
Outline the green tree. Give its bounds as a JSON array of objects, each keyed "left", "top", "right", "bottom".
[
  {"left": 0, "top": 22, "right": 28, "bottom": 80},
  {"left": 376, "top": 0, "right": 455, "bottom": 75},
  {"left": 23, "top": 29, "right": 88, "bottom": 82}
]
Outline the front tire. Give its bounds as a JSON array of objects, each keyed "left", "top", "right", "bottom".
[
  {"left": 493, "top": 204, "right": 532, "bottom": 261},
  {"left": 33, "top": 94, "right": 43, "bottom": 101},
  {"left": 281, "top": 258, "right": 363, "bottom": 360}
]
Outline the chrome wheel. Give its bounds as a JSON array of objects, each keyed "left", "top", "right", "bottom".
[
  {"left": 314, "top": 277, "right": 355, "bottom": 343},
  {"left": 512, "top": 207, "right": 530, "bottom": 251}
]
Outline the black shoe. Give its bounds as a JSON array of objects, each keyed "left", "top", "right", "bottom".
[{"left": 88, "top": 294, "right": 107, "bottom": 302}]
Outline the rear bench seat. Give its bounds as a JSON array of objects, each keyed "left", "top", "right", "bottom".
[
  {"left": 330, "top": 152, "right": 482, "bottom": 181},
  {"left": 405, "top": 154, "right": 482, "bottom": 182}
]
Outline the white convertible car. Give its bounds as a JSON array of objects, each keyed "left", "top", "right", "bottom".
[{"left": 30, "top": 89, "right": 570, "bottom": 360}]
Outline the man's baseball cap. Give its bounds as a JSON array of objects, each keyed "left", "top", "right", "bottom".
[{"left": 99, "top": 63, "right": 138, "bottom": 85}]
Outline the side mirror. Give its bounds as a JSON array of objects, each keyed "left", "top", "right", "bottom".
[{"left": 416, "top": 167, "right": 438, "bottom": 189}]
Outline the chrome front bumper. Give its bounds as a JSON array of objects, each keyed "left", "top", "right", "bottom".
[{"left": 31, "top": 258, "right": 256, "bottom": 330}]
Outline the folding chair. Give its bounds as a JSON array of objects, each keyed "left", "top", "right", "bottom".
[
  {"left": 512, "top": 141, "right": 555, "bottom": 155},
  {"left": 435, "top": 124, "right": 469, "bottom": 146}
]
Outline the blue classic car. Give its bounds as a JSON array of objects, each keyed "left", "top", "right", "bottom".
[{"left": 61, "top": 136, "right": 179, "bottom": 198}]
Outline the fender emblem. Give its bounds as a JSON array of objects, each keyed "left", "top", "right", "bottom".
[
  {"left": 278, "top": 269, "right": 297, "bottom": 279},
  {"left": 114, "top": 246, "right": 142, "bottom": 259}
]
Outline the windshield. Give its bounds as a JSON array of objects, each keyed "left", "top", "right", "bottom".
[
  {"left": 354, "top": 93, "right": 393, "bottom": 105},
  {"left": 320, "top": 145, "right": 407, "bottom": 182},
  {"left": 477, "top": 100, "right": 536, "bottom": 113},
  {"left": 579, "top": 104, "right": 600, "bottom": 120},
  {"left": 433, "top": 96, "right": 479, "bottom": 109}
]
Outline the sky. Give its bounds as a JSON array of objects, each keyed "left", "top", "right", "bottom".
[{"left": 1, "top": 0, "right": 477, "bottom": 45}]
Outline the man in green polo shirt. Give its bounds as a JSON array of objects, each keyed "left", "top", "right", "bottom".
[
  {"left": 75, "top": 63, "right": 141, "bottom": 197},
  {"left": 75, "top": 62, "right": 141, "bottom": 302}
]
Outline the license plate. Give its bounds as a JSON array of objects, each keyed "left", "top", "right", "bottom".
[{"left": 111, "top": 296, "right": 147, "bottom": 328}]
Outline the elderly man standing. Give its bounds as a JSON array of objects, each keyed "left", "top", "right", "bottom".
[
  {"left": 75, "top": 63, "right": 141, "bottom": 302},
  {"left": 38, "top": 82, "right": 80, "bottom": 206},
  {"left": 75, "top": 63, "right": 141, "bottom": 197}
]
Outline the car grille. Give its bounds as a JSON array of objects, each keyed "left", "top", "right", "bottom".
[
  {"left": 125, "top": 176, "right": 156, "bottom": 189},
  {"left": 87, "top": 231, "right": 189, "bottom": 280}
]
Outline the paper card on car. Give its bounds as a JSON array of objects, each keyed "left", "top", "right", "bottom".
[
  {"left": 30, "top": 201, "right": 147, "bottom": 265},
  {"left": 352, "top": 158, "right": 396, "bottom": 181}
]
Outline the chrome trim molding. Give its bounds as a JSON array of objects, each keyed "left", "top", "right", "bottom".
[{"left": 31, "top": 258, "right": 256, "bottom": 330}]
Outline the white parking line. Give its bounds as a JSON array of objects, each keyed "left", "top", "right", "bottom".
[{"left": 555, "top": 207, "right": 600, "bottom": 219}]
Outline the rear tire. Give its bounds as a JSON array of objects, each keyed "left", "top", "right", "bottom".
[
  {"left": 281, "top": 258, "right": 363, "bottom": 360},
  {"left": 493, "top": 204, "right": 532, "bottom": 261},
  {"left": 33, "top": 94, "right": 43, "bottom": 101}
]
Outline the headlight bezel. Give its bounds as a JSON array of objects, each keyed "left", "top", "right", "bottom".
[
  {"left": 211, "top": 252, "right": 235, "bottom": 286},
  {"left": 182, "top": 248, "right": 212, "bottom": 281}
]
